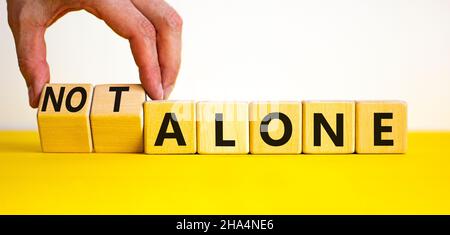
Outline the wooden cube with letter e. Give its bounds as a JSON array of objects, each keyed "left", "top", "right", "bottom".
[
  {"left": 302, "top": 101, "right": 355, "bottom": 154},
  {"left": 37, "top": 84, "right": 93, "bottom": 152},
  {"left": 144, "top": 101, "right": 196, "bottom": 154},
  {"left": 356, "top": 101, "right": 407, "bottom": 153}
]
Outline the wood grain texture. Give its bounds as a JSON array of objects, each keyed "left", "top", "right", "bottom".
[
  {"left": 144, "top": 101, "right": 196, "bottom": 154},
  {"left": 197, "top": 102, "right": 249, "bottom": 154},
  {"left": 356, "top": 101, "right": 407, "bottom": 153},
  {"left": 302, "top": 101, "right": 355, "bottom": 154},
  {"left": 37, "top": 84, "right": 93, "bottom": 152},
  {"left": 90, "top": 84, "right": 145, "bottom": 153},
  {"left": 249, "top": 102, "right": 302, "bottom": 154}
]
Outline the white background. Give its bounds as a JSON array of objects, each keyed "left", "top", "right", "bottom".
[{"left": 1, "top": 0, "right": 449, "bottom": 130}]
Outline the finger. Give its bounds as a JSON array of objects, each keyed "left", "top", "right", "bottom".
[
  {"left": 8, "top": 20, "right": 49, "bottom": 108},
  {"left": 84, "top": 1, "right": 163, "bottom": 100},
  {"left": 132, "top": 0, "right": 182, "bottom": 99}
]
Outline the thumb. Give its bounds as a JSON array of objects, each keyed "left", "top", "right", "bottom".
[{"left": 10, "top": 23, "right": 50, "bottom": 108}]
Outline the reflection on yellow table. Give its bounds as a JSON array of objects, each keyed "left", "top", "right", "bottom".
[{"left": 0, "top": 131, "right": 449, "bottom": 214}]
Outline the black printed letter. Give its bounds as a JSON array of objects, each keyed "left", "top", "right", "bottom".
[
  {"left": 260, "top": 112, "right": 292, "bottom": 146},
  {"left": 374, "top": 113, "right": 394, "bottom": 146},
  {"left": 155, "top": 113, "right": 186, "bottom": 146},
  {"left": 314, "top": 113, "right": 344, "bottom": 146},
  {"left": 65, "top": 87, "right": 87, "bottom": 112},
  {"left": 109, "top": 86, "right": 130, "bottom": 112},
  {"left": 215, "top": 113, "right": 235, "bottom": 146},
  {"left": 41, "top": 86, "right": 65, "bottom": 112}
]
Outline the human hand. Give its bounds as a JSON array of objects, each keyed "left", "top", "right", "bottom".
[{"left": 7, "top": 0, "right": 182, "bottom": 108}]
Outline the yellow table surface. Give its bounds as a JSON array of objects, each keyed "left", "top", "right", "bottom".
[{"left": 0, "top": 131, "right": 449, "bottom": 215}]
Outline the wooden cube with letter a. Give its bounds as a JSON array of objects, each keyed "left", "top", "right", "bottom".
[
  {"left": 144, "top": 101, "right": 196, "bottom": 154},
  {"left": 356, "top": 101, "right": 407, "bottom": 153},
  {"left": 302, "top": 101, "right": 355, "bottom": 154},
  {"left": 197, "top": 102, "right": 249, "bottom": 154},
  {"left": 37, "top": 84, "right": 93, "bottom": 152},
  {"left": 90, "top": 84, "right": 146, "bottom": 153},
  {"left": 249, "top": 102, "right": 302, "bottom": 154}
]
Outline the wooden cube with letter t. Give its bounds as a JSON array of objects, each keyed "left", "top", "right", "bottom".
[
  {"left": 356, "top": 101, "right": 407, "bottom": 153},
  {"left": 302, "top": 101, "right": 355, "bottom": 154},
  {"left": 90, "top": 84, "right": 146, "bottom": 153},
  {"left": 197, "top": 102, "right": 249, "bottom": 154},
  {"left": 37, "top": 84, "right": 93, "bottom": 152},
  {"left": 144, "top": 101, "right": 196, "bottom": 154},
  {"left": 249, "top": 102, "right": 302, "bottom": 154}
]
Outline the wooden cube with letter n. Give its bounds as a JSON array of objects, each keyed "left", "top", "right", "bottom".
[
  {"left": 144, "top": 101, "right": 196, "bottom": 154},
  {"left": 249, "top": 102, "right": 302, "bottom": 154},
  {"left": 356, "top": 101, "right": 407, "bottom": 153},
  {"left": 90, "top": 84, "right": 146, "bottom": 153},
  {"left": 197, "top": 102, "right": 249, "bottom": 154},
  {"left": 37, "top": 84, "right": 93, "bottom": 152},
  {"left": 302, "top": 101, "right": 355, "bottom": 154}
]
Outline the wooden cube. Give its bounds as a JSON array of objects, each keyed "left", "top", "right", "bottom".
[
  {"left": 249, "top": 102, "right": 302, "bottom": 154},
  {"left": 197, "top": 102, "right": 249, "bottom": 154},
  {"left": 302, "top": 101, "right": 355, "bottom": 154},
  {"left": 37, "top": 84, "right": 93, "bottom": 152},
  {"left": 356, "top": 101, "right": 407, "bottom": 153},
  {"left": 144, "top": 101, "right": 196, "bottom": 154},
  {"left": 90, "top": 84, "right": 146, "bottom": 153}
]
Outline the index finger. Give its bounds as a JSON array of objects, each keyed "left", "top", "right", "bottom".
[
  {"left": 132, "top": 0, "right": 182, "bottom": 99},
  {"left": 84, "top": 1, "right": 164, "bottom": 100}
]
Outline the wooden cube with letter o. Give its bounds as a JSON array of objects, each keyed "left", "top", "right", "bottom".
[
  {"left": 38, "top": 84, "right": 93, "bottom": 152},
  {"left": 249, "top": 102, "right": 302, "bottom": 154}
]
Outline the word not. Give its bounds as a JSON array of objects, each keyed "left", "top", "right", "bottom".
[{"left": 37, "top": 84, "right": 407, "bottom": 154}]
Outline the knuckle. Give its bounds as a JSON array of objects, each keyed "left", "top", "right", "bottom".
[
  {"left": 17, "top": 57, "right": 49, "bottom": 82},
  {"left": 17, "top": 5, "right": 35, "bottom": 24},
  {"left": 139, "top": 19, "right": 157, "bottom": 41},
  {"left": 8, "top": 7, "right": 41, "bottom": 29},
  {"left": 17, "top": 57, "right": 35, "bottom": 74},
  {"left": 17, "top": 57, "right": 41, "bottom": 74},
  {"left": 7, "top": 0, "right": 47, "bottom": 29},
  {"left": 163, "top": 9, "right": 183, "bottom": 32}
]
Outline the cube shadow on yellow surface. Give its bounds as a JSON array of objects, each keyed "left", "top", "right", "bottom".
[
  {"left": 302, "top": 101, "right": 355, "bottom": 154},
  {"left": 144, "top": 101, "right": 196, "bottom": 154},
  {"left": 356, "top": 101, "right": 407, "bottom": 153},
  {"left": 37, "top": 84, "right": 93, "bottom": 152},
  {"left": 249, "top": 102, "right": 302, "bottom": 154},
  {"left": 197, "top": 102, "right": 249, "bottom": 154},
  {"left": 90, "top": 84, "right": 146, "bottom": 153}
]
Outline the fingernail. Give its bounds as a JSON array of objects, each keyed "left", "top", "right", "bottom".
[
  {"left": 27, "top": 85, "right": 34, "bottom": 106},
  {"left": 159, "top": 83, "right": 164, "bottom": 100},
  {"left": 163, "top": 85, "right": 174, "bottom": 100}
]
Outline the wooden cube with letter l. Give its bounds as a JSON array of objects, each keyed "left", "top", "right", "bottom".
[
  {"left": 197, "top": 102, "right": 249, "bottom": 154},
  {"left": 302, "top": 101, "right": 355, "bottom": 154},
  {"left": 356, "top": 101, "right": 407, "bottom": 153},
  {"left": 144, "top": 101, "right": 196, "bottom": 154},
  {"left": 90, "top": 84, "right": 146, "bottom": 153},
  {"left": 37, "top": 84, "right": 93, "bottom": 152},
  {"left": 249, "top": 102, "right": 302, "bottom": 154}
]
